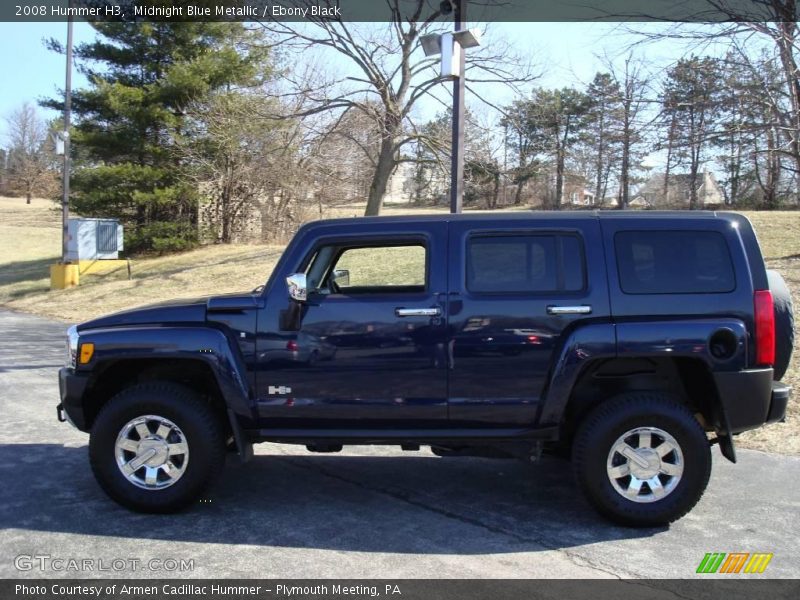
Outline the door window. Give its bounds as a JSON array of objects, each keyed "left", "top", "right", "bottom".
[
  {"left": 466, "top": 234, "right": 585, "bottom": 293},
  {"left": 306, "top": 242, "right": 427, "bottom": 295}
]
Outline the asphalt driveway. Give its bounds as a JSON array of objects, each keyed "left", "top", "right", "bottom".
[{"left": 0, "top": 309, "right": 798, "bottom": 579}]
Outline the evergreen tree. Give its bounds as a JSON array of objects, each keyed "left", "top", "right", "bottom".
[
  {"left": 582, "top": 73, "right": 624, "bottom": 206},
  {"left": 45, "top": 22, "right": 269, "bottom": 253},
  {"left": 660, "top": 56, "right": 721, "bottom": 209}
]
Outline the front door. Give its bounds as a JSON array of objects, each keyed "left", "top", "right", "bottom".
[
  {"left": 255, "top": 223, "right": 449, "bottom": 427},
  {"left": 446, "top": 219, "right": 608, "bottom": 426}
]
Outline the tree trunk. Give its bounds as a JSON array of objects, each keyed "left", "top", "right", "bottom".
[
  {"left": 26, "top": 191, "right": 31, "bottom": 204},
  {"left": 554, "top": 149, "right": 565, "bottom": 210},
  {"left": 619, "top": 140, "right": 630, "bottom": 210},
  {"left": 594, "top": 113, "right": 605, "bottom": 206},
  {"left": 776, "top": 22, "right": 800, "bottom": 198},
  {"left": 514, "top": 179, "right": 524, "bottom": 205},
  {"left": 364, "top": 138, "right": 396, "bottom": 216},
  {"left": 663, "top": 113, "right": 677, "bottom": 205},
  {"left": 689, "top": 161, "right": 700, "bottom": 210}
]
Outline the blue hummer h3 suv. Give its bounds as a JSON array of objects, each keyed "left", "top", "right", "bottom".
[{"left": 58, "top": 212, "right": 793, "bottom": 526}]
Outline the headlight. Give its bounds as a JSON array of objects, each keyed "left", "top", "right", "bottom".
[{"left": 66, "top": 325, "right": 79, "bottom": 368}]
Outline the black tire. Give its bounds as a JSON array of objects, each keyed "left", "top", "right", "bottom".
[
  {"left": 89, "top": 382, "right": 225, "bottom": 513},
  {"left": 767, "top": 270, "right": 794, "bottom": 381},
  {"left": 572, "top": 393, "right": 711, "bottom": 527}
]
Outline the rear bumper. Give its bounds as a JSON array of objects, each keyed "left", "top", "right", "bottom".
[
  {"left": 58, "top": 367, "right": 89, "bottom": 432},
  {"left": 767, "top": 382, "right": 790, "bottom": 424},
  {"left": 714, "top": 368, "right": 790, "bottom": 433}
]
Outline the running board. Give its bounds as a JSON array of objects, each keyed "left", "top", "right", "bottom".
[{"left": 252, "top": 427, "right": 559, "bottom": 445}]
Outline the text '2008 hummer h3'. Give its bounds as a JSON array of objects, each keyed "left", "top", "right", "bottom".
[{"left": 58, "top": 211, "right": 792, "bottom": 526}]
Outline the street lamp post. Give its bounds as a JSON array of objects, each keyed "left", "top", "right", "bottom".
[
  {"left": 50, "top": 6, "right": 77, "bottom": 289},
  {"left": 419, "top": 1, "right": 480, "bottom": 215},
  {"left": 449, "top": 0, "right": 466, "bottom": 214},
  {"left": 62, "top": 11, "right": 73, "bottom": 263}
]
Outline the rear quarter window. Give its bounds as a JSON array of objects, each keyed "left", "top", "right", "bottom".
[{"left": 615, "top": 230, "right": 735, "bottom": 294}]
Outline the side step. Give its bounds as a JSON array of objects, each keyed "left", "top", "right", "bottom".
[{"left": 253, "top": 426, "right": 559, "bottom": 445}]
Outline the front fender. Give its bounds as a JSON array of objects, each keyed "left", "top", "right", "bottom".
[{"left": 77, "top": 326, "right": 253, "bottom": 423}]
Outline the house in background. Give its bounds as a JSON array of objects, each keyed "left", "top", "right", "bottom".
[
  {"left": 563, "top": 173, "right": 596, "bottom": 206},
  {"left": 632, "top": 171, "right": 724, "bottom": 208}
]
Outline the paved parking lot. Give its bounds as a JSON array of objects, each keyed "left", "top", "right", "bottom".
[{"left": 1, "top": 309, "right": 798, "bottom": 579}]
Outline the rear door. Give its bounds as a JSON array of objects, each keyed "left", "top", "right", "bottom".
[{"left": 446, "top": 218, "right": 609, "bottom": 426}]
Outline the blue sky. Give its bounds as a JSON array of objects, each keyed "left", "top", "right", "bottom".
[{"left": 0, "top": 21, "right": 688, "bottom": 144}]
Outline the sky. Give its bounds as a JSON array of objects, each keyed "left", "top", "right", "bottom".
[{"left": 0, "top": 20, "right": 704, "bottom": 159}]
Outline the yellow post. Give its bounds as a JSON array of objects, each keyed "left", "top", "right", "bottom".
[{"left": 50, "top": 263, "right": 80, "bottom": 290}]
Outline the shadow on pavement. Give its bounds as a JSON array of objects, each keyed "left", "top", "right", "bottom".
[{"left": 0, "top": 443, "right": 662, "bottom": 554}]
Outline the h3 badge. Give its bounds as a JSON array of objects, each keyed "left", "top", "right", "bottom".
[{"left": 268, "top": 385, "right": 292, "bottom": 395}]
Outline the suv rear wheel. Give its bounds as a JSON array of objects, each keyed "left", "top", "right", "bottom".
[
  {"left": 572, "top": 392, "right": 711, "bottom": 527},
  {"left": 89, "top": 382, "right": 225, "bottom": 513}
]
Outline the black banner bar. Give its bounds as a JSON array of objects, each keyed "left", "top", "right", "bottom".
[
  {"left": 3, "top": 579, "right": 800, "bottom": 600},
  {"left": 1, "top": 0, "right": 796, "bottom": 23}
]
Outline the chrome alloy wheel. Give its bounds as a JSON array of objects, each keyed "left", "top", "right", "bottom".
[
  {"left": 606, "top": 427, "right": 684, "bottom": 503},
  {"left": 115, "top": 415, "right": 189, "bottom": 490}
]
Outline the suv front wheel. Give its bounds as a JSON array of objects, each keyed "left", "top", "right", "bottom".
[
  {"left": 572, "top": 392, "right": 711, "bottom": 527},
  {"left": 89, "top": 382, "right": 225, "bottom": 513}
]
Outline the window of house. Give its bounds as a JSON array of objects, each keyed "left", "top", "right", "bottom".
[
  {"left": 466, "top": 234, "right": 585, "bottom": 294},
  {"left": 615, "top": 230, "right": 735, "bottom": 294}
]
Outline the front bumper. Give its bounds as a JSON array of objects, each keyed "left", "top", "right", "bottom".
[
  {"left": 57, "top": 367, "right": 89, "bottom": 432},
  {"left": 714, "top": 368, "right": 791, "bottom": 433}
]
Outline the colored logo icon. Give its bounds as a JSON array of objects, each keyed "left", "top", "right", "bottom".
[{"left": 696, "top": 553, "right": 773, "bottom": 574}]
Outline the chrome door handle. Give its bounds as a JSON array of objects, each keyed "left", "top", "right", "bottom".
[
  {"left": 395, "top": 307, "right": 441, "bottom": 318},
  {"left": 547, "top": 305, "right": 592, "bottom": 315}
]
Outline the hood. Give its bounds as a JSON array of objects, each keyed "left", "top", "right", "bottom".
[
  {"left": 76, "top": 292, "right": 264, "bottom": 332},
  {"left": 76, "top": 296, "right": 211, "bottom": 332}
]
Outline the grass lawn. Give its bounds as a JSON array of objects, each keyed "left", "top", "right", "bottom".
[{"left": 1, "top": 196, "right": 797, "bottom": 454}]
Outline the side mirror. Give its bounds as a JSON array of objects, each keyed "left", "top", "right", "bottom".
[
  {"left": 332, "top": 269, "right": 350, "bottom": 287},
  {"left": 286, "top": 273, "right": 307, "bottom": 302}
]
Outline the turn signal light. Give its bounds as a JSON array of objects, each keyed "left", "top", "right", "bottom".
[{"left": 79, "top": 343, "right": 95, "bottom": 364}]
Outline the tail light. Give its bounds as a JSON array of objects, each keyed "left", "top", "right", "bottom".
[
  {"left": 286, "top": 340, "right": 299, "bottom": 352},
  {"left": 754, "top": 290, "right": 775, "bottom": 366}
]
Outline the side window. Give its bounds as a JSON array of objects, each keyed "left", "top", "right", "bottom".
[
  {"left": 306, "top": 243, "right": 427, "bottom": 294},
  {"left": 615, "top": 230, "right": 735, "bottom": 294},
  {"left": 466, "top": 234, "right": 585, "bottom": 293}
]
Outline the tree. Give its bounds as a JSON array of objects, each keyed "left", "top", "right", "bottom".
[
  {"left": 464, "top": 113, "right": 503, "bottom": 209},
  {"left": 511, "top": 88, "right": 589, "bottom": 209},
  {"left": 4, "top": 102, "right": 56, "bottom": 204},
  {"left": 582, "top": 73, "right": 623, "bottom": 206},
  {"left": 630, "top": 2, "right": 800, "bottom": 203},
  {"left": 705, "top": 3, "right": 800, "bottom": 192},
  {"left": 405, "top": 111, "right": 450, "bottom": 205},
  {"left": 262, "top": 3, "right": 536, "bottom": 215},
  {"left": 660, "top": 57, "right": 722, "bottom": 209},
  {"left": 180, "top": 93, "right": 297, "bottom": 243},
  {"left": 502, "top": 99, "right": 542, "bottom": 206},
  {"left": 45, "top": 22, "right": 270, "bottom": 253},
  {"left": 0, "top": 148, "right": 7, "bottom": 194},
  {"left": 606, "top": 55, "right": 650, "bottom": 209}
]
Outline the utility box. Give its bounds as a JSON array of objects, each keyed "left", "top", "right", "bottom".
[{"left": 65, "top": 218, "right": 123, "bottom": 262}]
